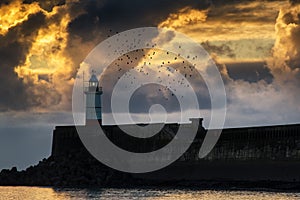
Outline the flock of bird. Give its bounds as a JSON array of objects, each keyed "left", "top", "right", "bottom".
[
  {"left": 106, "top": 48, "right": 197, "bottom": 101},
  {"left": 101, "top": 30, "right": 199, "bottom": 102}
]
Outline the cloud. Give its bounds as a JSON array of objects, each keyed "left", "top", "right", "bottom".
[
  {"left": 0, "top": 0, "right": 299, "bottom": 128},
  {"left": 159, "top": 1, "right": 287, "bottom": 42},
  {"left": 0, "top": 0, "right": 276, "bottom": 113},
  {"left": 270, "top": 4, "right": 300, "bottom": 73},
  {"left": 99, "top": 49, "right": 211, "bottom": 115},
  {"left": 0, "top": 0, "right": 212, "bottom": 113},
  {"left": 0, "top": 0, "right": 84, "bottom": 112},
  {"left": 201, "top": 41, "right": 235, "bottom": 58},
  {"left": 220, "top": 1, "right": 300, "bottom": 127},
  {"left": 0, "top": 11, "right": 46, "bottom": 111},
  {"left": 23, "top": 0, "right": 66, "bottom": 12},
  {"left": 265, "top": 3, "right": 300, "bottom": 112},
  {"left": 226, "top": 62, "right": 273, "bottom": 84},
  {"left": 159, "top": 7, "right": 208, "bottom": 29},
  {"left": 289, "top": 0, "right": 300, "bottom": 5},
  {"left": 156, "top": 1, "right": 288, "bottom": 64},
  {"left": 0, "top": 0, "right": 42, "bottom": 35}
]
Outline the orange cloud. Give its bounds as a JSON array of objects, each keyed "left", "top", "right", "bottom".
[
  {"left": 269, "top": 4, "right": 300, "bottom": 74},
  {"left": 4, "top": 1, "right": 80, "bottom": 111},
  {"left": 158, "top": 1, "right": 290, "bottom": 63},
  {"left": 14, "top": 8, "right": 71, "bottom": 83},
  {"left": 0, "top": 0, "right": 42, "bottom": 35},
  {"left": 159, "top": 7, "right": 208, "bottom": 29}
]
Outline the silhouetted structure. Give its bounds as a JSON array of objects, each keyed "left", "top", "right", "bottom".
[
  {"left": 50, "top": 74, "right": 300, "bottom": 182},
  {"left": 2, "top": 74, "right": 300, "bottom": 188}
]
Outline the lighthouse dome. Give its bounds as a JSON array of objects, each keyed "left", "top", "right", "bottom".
[{"left": 89, "top": 74, "right": 98, "bottom": 82}]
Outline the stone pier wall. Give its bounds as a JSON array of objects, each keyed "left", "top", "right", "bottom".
[{"left": 52, "top": 123, "right": 300, "bottom": 161}]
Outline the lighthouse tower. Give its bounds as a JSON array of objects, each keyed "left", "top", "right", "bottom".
[{"left": 84, "top": 72, "right": 103, "bottom": 126}]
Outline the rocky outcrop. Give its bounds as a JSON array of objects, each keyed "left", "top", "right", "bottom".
[
  {"left": 0, "top": 151, "right": 133, "bottom": 187},
  {"left": 2, "top": 156, "right": 300, "bottom": 191}
]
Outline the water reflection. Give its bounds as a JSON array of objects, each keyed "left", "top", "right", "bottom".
[{"left": 0, "top": 187, "right": 300, "bottom": 200}]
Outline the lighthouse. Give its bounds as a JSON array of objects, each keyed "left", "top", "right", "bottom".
[{"left": 84, "top": 71, "right": 103, "bottom": 126}]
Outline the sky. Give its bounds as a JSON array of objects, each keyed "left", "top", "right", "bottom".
[{"left": 0, "top": 0, "right": 300, "bottom": 170}]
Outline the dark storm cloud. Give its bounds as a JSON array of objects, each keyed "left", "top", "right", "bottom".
[
  {"left": 0, "top": 42, "right": 29, "bottom": 111},
  {"left": 65, "top": 0, "right": 217, "bottom": 115},
  {"left": 201, "top": 42, "right": 235, "bottom": 58},
  {"left": 67, "top": 0, "right": 211, "bottom": 39},
  {"left": 127, "top": 81, "right": 211, "bottom": 114},
  {"left": 0, "top": 0, "right": 12, "bottom": 6},
  {"left": 226, "top": 62, "right": 274, "bottom": 84},
  {"left": 0, "top": 12, "right": 46, "bottom": 111},
  {"left": 290, "top": 0, "right": 300, "bottom": 5},
  {"left": 0, "top": 0, "right": 66, "bottom": 12},
  {"left": 204, "top": 0, "right": 286, "bottom": 25},
  {"left": 129, "top": 84, "right": 181, "bottom": 114},
  {"left": 65, "top": 0, "right": 212, "bottom": 69},
  {"left": 23, "top": 0, "right": 66, "bottom": 12},
  {"left": 98, "top": 50, "right": 212, "bottom": 115},
  {"left": 95, "top": 0, "right": 210, "bottom": 26},
  {"left": 0, "top": 0, "right": 288, "bottom": 112}
]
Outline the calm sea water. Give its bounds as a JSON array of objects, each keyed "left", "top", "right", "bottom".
[{"left": 0, "top": 187, "right": 300, "bottom": 200}]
